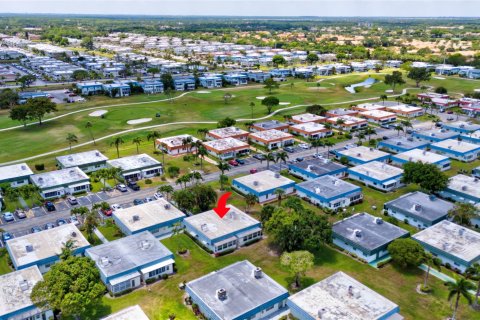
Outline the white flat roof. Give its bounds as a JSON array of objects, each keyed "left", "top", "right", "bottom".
[
  {"left": 337, "top": 146, "right": 389, "bottom": 162},
  {"left": 208, "top": 126, "right": 248, "bottom": 139},
  {"left": 157, "top": 134, "right": 199, "bottom": 148},
  {"left": 386, "top": 104, "right": 424, "bottom": 113},
  {"left": 203, "top": 138, "right": 249, "bottom": 152},
  {"left": 349, "top": 161, "right": 403, "bottom": 181},
  {"left": 355, "top": 103, "right": 386, "bottom": 111},
  {"left": 0, "top": 266, "right": 43, "bottom": 318},
  {"left": 30, "top": 167, "right": 89, "bottom": 189},
  {"left": 413, "top": 220, "right": 480, "bottom": 263},
  {"left": 288, "top": 271, "right": 399, "bottom": 320},
  {"left": 56, "top": 150, "right": 108, "bottom": 167},
  {"left": 7, "top": 224, "right": 89, "bottom": 268},
  {"left": 359, "top": 110, "right": 397, "bottom": 118},
  {"left": 327, "top": 115, "right": 366, "bottom": 125},
  {"left": 291, "top": 113, "right": 325, "bottom": 123},
  {"left": 446, "top": 174, "right": 480, "bottom": 199},
  {"left": 113, "top": 199, "right": 185, "bottom": 232},
  {"left": 234, "top": 170, "right": 294, "bottom": 193},
  {"left": 393, "top": 149, "right": 449, "bottom": 164},
  {"left": 249, "top": 129, "right": 293, "bottom": 141},
  {"left": 184, "top": 205, "right": 260, "bottom": 241},
  {"left": 107, "top": 154, "right": 161, "bottom": 171},
  {"left": 290, "top": 122, "right": 328, "bottom": 133},
  {"left": 431, "top": 139, "right": 480, "bottom": 153},
  {"left": 463, "top": 130, "right": 480, "bottom": 140},
  {"left": 101, "top": 305, "right": 149, "bottom": 320},
  {"left": 0, "top": 163, "right": 33, "bottom": 181}
]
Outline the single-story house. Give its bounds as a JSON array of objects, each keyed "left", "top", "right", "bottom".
[
  {"left": 378, "top": 137, "right": 429, "bottom": 153},
  {"left": 0, "top": 163, "right": 33, "bottom": 188},
  {"left": 232, "top": 170, "right": 296, "bottom": 203},
  {"left": 413, "top": 129, "right": 460, "bottom": 143},
  {"left": 288, "top": 159, "right": 347, "bottom": 180},
  {"left": 391, "top": 149, "right": 451, "bottom": 171},
  {"left": 358, "top": 110, "right": 397, "bottom": 124},
  {"left": 56, "top": 150, "right": 109, "bottom": 173},
  {"left": 347, "top": 161, "right": 404, "bottom": 191},
  {"left": 248, "top": 129, "right": 294, "bottom": 150},
  {"left": 30, "top": 167, "right": 90, "bottom": 199},
  {"left": 156, "top": 134, "right": 199, "bottom": 155},
  {"left": 430, "top": 139, "right": 480, "bottom": 162},
  {"left": 107, "top": 154, "right": 162, "bottom": 181},
  {"left": 251, "top": 120, "right": 289, "bottom": 133},
  {"left": 291, "top": 113, "right": 326, "bottom": 124},
  {"left": 438, "top": 174, "right": 480, "bottom": 204},
  {"left": 207, "top": 127, "right": 249, "bottom": 141},
  {"left": 203, "top": 138, "right": 250, "bottom": 160},
  {"left": 333, "top": 146, "right": 390, "bottom": 166},
  {"left": 289, "top": 122, "right": 332, "bottom": 139},
  {"left": 326, "top": 115, "right": 368, "bottom": 131}
]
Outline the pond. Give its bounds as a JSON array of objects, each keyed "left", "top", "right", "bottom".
[{"left": 345, "top": 77, "right": 377, "bottom": 93}]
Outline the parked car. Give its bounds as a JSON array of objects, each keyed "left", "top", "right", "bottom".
[
  {"left": 111, "top": 204, "right": 122, "bottom": 212},
  {"left": 31, "top": 226, "right": 42, "bottom": 233},
  {"left": 127, "top": 180, "right": 140, "bottom": 191},
  {"left": 380, "top": 124, "right": 390, "bottom": 129},
  {"left": 299, "top": 143, "right": 310, "bottom": 150},
  {"left": 388, "top": 124, "right": 397, "bottom": 130},
  {"left": 144, "top": 197, "right": 154, "bottom": 203},
  {"left": 447, "top": 116, "right": 454, "bottom": 121},
  {"left": 382, "top": 136, "right": 389, "bottom": 140},
  {"left": 250, "top": 168, "right": 258, "bottom": 174},
  {"left": 406, "top": 129, "right": 413, "bottom": 134},
  {"left": 435, "top": 122, "right": 443, "bottom": 128},
  {"left": 296, "top": 157, "right": 305, "bottom": 162},
  {"left": 15, "top": 209, "right": 26, "bottom": 219},
  {"left": 313, "top": 153, "right": 323, "bottom": 159},
  {"left": 101, "top": 207, "right": 113, "bottom": 216},
  {"left": 235, "top": 158, "right": 245, "bottom": 165},
  {"left": 153, "top": 192, "right": 163, "bottom": 200},
  {"left": 252, "top": 154, "right": 266, "bottom": 161},
  {"left": 67, "top": 196, "right": 78, "bottom": 205},
  {"left": 44, "top": 201, "right": 56, "bottom": 212},
  {"left": 283, "top": 146, "right": 295, "bottom": 153},
  {"left": 44, "top": 222, "right": 55, "bottom": 229},
  {"left": 70, "top": 215, "right": 80, "bottom": 226},
  {"left": 2, "top": 232, "right": 12, "bottom": 242},
  {"left": 116, "top": 184, "right": 128, "bottom": 192},
  {"left": 133, "top": 199, "right": 144, "bottom": 206},
  {"left": 3, "top": 212, "right": 14, "bottom": 222},
  {"left": 228, "top": 160, "right": 239, "bottom": 166},
  {"left": 447, "top": 110, "right": 454, "bottom": 114},
  {"left": 57, "top": 218, "right": 68, "bottom": 226}
]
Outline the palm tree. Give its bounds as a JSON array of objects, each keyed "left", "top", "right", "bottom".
[
  {"left": 275, "top": 151, "right": 289, "bottom": 171},
  {"left": 196, "top": 128, "right": 209, "bottom": 140},
  {"left": 147, "top": 131, "right": 161, "bottom": 152},
  {"left": 244, "top": 194, "right": 257, "bottom": 213},
  {"left": 176, "top": 175, "right": 188, "bottom": 189},
  {"left": 216, "top": 161, "right": 231, "bottom": 190},
  {"left": 110, "top": 137, "right": 125, "bottom": 158},
  {"left": 445, "top": 277, "right": 475, "bottom": 320},
  {"left": 324, "top": 141, "right": 334, "bottom": 158},
  {"left": 60, "top": 239, "right": 77, "bottom": 261},
  {"left": 422, "top": 252, "right": 442, "bottom": 289},
  {"left": 85, "top": 121, "right": 96, "bottom": 145},
  {"left": 108, "top": 166, "right": 123, "bottom": 186},
  {"left": 249, "top": 102, "right": 255, "bottom": 119},
  {"left": 66, "top": 133, "right": 78, "bottom": 151},
  {"left": 465, "top": 263, "right": 480, "bottom": 307},
  {"left": 401, "top": 120, "right": 413, "bottom": 136},
  {"left": 158, "top": 184, "right": 174, "bottom": 201},
  {"left": 93, "top": 168, "right": 110, "bottom": 191},
  {"left": 191, "top": 171, "right": 203, "bottom": 185},
  {"left": 132, "top": 137, "right": 143, "bottom": 154},
  {"left": 365, "top": 127, "right": 376, "bottom": 141},
  {"left": 265, "top": 152, "right": 276, "bottom": 169},
  {"left": 274, "top": 188, "right": 286, "bottom": 206},
  {"left": 197, "top": 146, "right": 208, "bottom": 170},
  {"left": 380, "top": 94, "right": 388, "bottom": 104},
  {"left": 310, "top": 139, "right": 324, "bottom": 154},
  {"left": 182, "top": 136, "right": 193, "bottom": 155},
  {"left": 244, "top": 121, "right": 255, "bottom": 131},
  {"left": 394, "top": 125, "right": 404, "bottom": 136}
]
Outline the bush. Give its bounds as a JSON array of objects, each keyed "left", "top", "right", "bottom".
[
  {"left": 420, "top": 285, "right": 432, "bottom": 293},
  {"left": 215, "top": 249, "right": 235, "bottom": 257},
  {"left": 145, "top": 278, "right": 156, "bottom": 284},
  {"left": 145, "top": 179, "right": 153, "bottom": 185},
  {"left": 161, "top": 273, "right": 169, "bottom": 280},
  {"left": 34, "top": 163, "right": 45, "bottom": 171},
  {"left": 183, "top": 155, "right": 192, "bottom": 162},
  {"left": 377, "top": 260, "right": 390, "bottom": 268}
]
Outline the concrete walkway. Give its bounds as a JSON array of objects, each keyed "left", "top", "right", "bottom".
[
  {"left": 94, "top": 227, "right": 109, "bottom": 243},
  {"left": 418, "top": 264, "right": 477, "bottom": 295}
]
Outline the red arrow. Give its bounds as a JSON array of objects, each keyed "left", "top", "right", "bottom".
[{"left": 213, "top": 192, "right": 231, "bottom": 218}]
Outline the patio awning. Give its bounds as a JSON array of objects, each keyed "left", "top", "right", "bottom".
[
  {"left": 140, "top": 258, "right": 175, "bottom": 275},
  {"left": 109, "top": 271, "right": 141, "bottom": 286}
]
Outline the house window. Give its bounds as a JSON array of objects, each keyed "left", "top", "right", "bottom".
[
  {"left": 148, "top": 266, "right": 168, "bottom": 278},
  {"left": 112, "top": 279, "right": 132, "bottom": 293},
  {"left": 44, "top": 191, "right": 60, "bottom": 198}
]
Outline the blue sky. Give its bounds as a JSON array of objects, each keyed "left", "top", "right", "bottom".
[{"left": 1, "top": 0, "right": 479, "bottom": 17}]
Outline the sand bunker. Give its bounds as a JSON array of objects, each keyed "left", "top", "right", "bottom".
[
  {"left": 279, "top": 102, "right": 291, "bottom": 105},
  {"left": 385, "top": 89, "right": 394, "bottom": 93},
  {"left": 256, "top": 96, "right": 266, "bottom": 100},
  {"left": 127, "top": 118, "right": 152, "bottom": 125},
  {"left": 474, "top": 89, "right": 480, "bottom": 93},
  {"left": 433, "top": 76, "right": 446, "bottom": 80},
  {"left": 89, "top": 110, "right": 108, "bottom": 117},
  {"left": 197, "top": 91, "right": 211, "bottom": 94}
]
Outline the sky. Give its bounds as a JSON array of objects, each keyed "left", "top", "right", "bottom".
[{"left": 0, "top": 0, "right": 479, "bottom": 17}]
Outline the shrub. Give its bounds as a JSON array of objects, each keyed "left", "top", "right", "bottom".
[
  {"left": 161, "top": 274, "right": 169, "bottom": 280},
  {"left": 183, "top": 155, "right": 192, "bottom": 162},
  {"left": 145, "top": 179, "right": 153, "bottom": 185},
  {"left": 145, "top": 278, "right": 156, "bottom": 284},
  {"left": 377, "top": 260, "right": 390, "bottom": 268},
  {"left": 34, "top": 163, "right": 45, "bottom": 171}
]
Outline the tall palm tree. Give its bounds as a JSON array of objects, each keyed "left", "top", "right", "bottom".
[
  {"left": 93, "top": 168, "right": 110, "bottom": 191},
  {"left": 197, "top": 146, "right": 208, "bottom": 170},
  {"left": 276, "top": 151, "right": 289, "bottom": 171},
  {"left": 422, "top": 252, "right": 442, "bottom": 289},
  {"left": 310, "top": 139, "right": 324, "bottom": 154},
  {"left": 85, "top": 121, "right": 96, "bottom": 145},
  {"left": 394, "top": 125, "right": 404, "bottom": 136},
  {"left": 147, "top": 131, "right": 161, "bottom": 152},
  {"left": 274, "top": 188, "right": 286, "bottom": 206},
  {"left": 132, "top": 137, "right": 143, "bottom": 154},
  {"left": 401, "top": 120, "right": 413, "bottom": 136},
  {"left": 110, "top": 137, "right": 125, "bottom": 158},
  {"left": 108, "top": 166, "right": 123, "bottom": 186},
  {"left": 244, "top": 194, "right": 257, "bottom": 213},
  {"left": 60, "top": 239, "right": 77, "bottom": 261},
  {"left": 66, "top": 133, "right": 78, "bottom": 151},
  {"left": 465, "top": 263, "right": 480, "bottom": 307},
  {"left": 191, "top": 171, "right": 203, "bottom": 185},
  {"left": 265, "top": 152, "right": 276, "bottom": 169},
  {"left": 158, "top": 184, "right": 174, "bottom": 201},
  {"left": 380, "top": 94, "right": 388, "bottom": 104},
  {"left": 324, "top": 141, "right": 334, "bottom": 158},
  {"left": 182, "top": 136, "right": 193, "bottom": 155},
  {"left": 249, "top": 102, "right": 255, "bottom": 119},
  {"left": 365, "top": 127, "right": 376, "bottom": 141},
  {"left": 445, "top": 277, "right": 475, "bottom": 320},
  {"left": 197, "top": 128, "right": 209, "bottom": 140},
  {"left": 216, "top": 161, "right": 231, "bottom": 191}
]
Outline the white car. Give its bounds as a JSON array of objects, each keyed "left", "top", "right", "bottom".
[
  {"left": 154, "top": 192, "right": 163, "bottom": 200},
  {"left": 299, "top": 143, "right": 310, "bottom": 150},
  {"left": 111, "top": 204, "right": 122, "bottom": 212},
  {"left": 70, "top": 215, "right": 80, "bottom": 226}
]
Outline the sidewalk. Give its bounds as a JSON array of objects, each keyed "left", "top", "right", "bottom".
[{"left": 418, "top": 264, "right": 476, "bottom": 295}]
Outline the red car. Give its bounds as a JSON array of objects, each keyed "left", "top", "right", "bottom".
[
  {"left": 101, "top": 208, "right": 113, "bottom": 216},
  {"left": 250, "top": 168, "right": 258, "bottom": 174},
  {"left": 228, "top": 160, "right": 239, "bottom": 166}
]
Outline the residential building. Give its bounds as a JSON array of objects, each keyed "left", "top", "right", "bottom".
[
  {"left": 103, "top": 82, "right": 131, "bottom": 97},
  {"left": 352, "top": 103, "right": 386, "bottom": 112},
  {"left": 359, "top": 110, "right": 397, "bottom": 124},
  {"left": 232, "top": 170, "right": 296, "bottom": 203},
  {"left": 107, "top": 154, "right": 162, "bottom": 181},
  {"left": 183, "top": 205, "right": 262, "bottom": 255},
  {"left": 156, "top": 134, "right": 199, "bottom": 155},
  {"left": 251, "top": 120, "right": 289, "bottom": 133},
  {"left": 461, "top": 130, "right": 480, "bottom": 145},
  {"left": 325, "top": 108, "right": 358, "bottom": 118},
  {"left": 199, "top": 75, "right": 222, "bottom": 88},
  {"left": 291, "top": 113, "right": 326, "bottom": 124},
  {"left": 385, "top": 104, "right": 425, "bottom": 118},
  {"left": 101, "top": 305, "right": 149, "bottom": 320},
  {"left": 413, "top": 221, "right": 480, "bottom": 273},
  {"left": 296, "top": 176, "right": 362, "bottom": 210},
  {"left": 438, "top": 174, "right": 480, "bottom": 204},
  {"left": 247, "top": 71, "right": 271, "bottom": 82},
  {"left": 332, "top": 213, "right": 409, "bottom": 263},
  {"left": 56, "top": 150, "right": 109, "bottom": 173},
  {"left": 203, "top": 138, "right": 250, "bottom": 160},
  {"left": 18, "top": 91, "right": 49, "bottom": 104},
  {"left": 0, "top": 266, "right": 54, "bottom": 320},
  {"left": 413, "top": 129, "right": 460, "bottom": 143},
  {"left": 6, "top": 224, "right": 90, "bottom": 273},
  {"left": 391, "top": 149, "right": 451, "bottom": 171},
  {"left": 140, "top": 79, "right": 164, "bottom": 94},
  {"left": 378, "top": 137, "right": 429, "bottom": 153},
  {"left": 224, "top": 73, "right": 248, "bottom": 86},
  {"left": 186, "top": 260, "right": 289, "bottom": 320},
  {"left": 326, "top": 115, "right": 368, "bottom": 131},
  {"left": 86, "top": 231, "right": 175, "bottom": 295},
  {"left": 333, "top": 146, "right": 390, "bottom": 166},
  {"left": 288, "top": 159, "right": 347, "bottom": 180},
  {"left": 30, "top": 167, "right": 90, "bottom": 199},
  {"left": 442, "top": 121, "right": 480, "bottom": 134},
  {"left": 384, "top": 192, "right": 454, "bottom": 229},
  {"left": 76, "top": 81, "right": 104, "bottom": 95},
  {"left": 207, "top": 126, "right": 249, "bottom": 141},
  {"left": 248, "top": 129, "right": 294, "bottom": 150},
  {"left": 430, "top": 139, "right": 480, "bottom": 162},
  {"left": 173, "top": 76, "right": 196, "bottom": 91},
  {"left": 289, "top": 122, "right": 332, "bottom": 139},
  {"left": 288, "top": 271, "right": 402, "bottom": 320},
  {"left": 0, "top": 163, "right": 33, "bottom": 188},
  {"left": 348, "top": 161, "right": 404, "bottom": 191},
  {"left": 113, "top": 199, "right": 185, "bottom": 238}
]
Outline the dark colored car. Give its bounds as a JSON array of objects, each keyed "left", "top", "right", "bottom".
[
  {"left": 133, "top": 199, "right": 144, "bottom": 206},
  {"left": 406, "top": 129, "right": 413, "bottom": 134},
  {"left": 228, "top": 160, "right": 239, "bottom": 166},
  {"left": 56, "top": 218, "right": 68, "bottom": 226},
  {"left": 44, "top": 222, "right": 55, "bottom": 230},
  {"left": 31, "top": 226, "right": 42, "bottom": 233},
  {"left": 435, "top": 122, "right": 443, "bottom": 128},
  {"left": 235, "top": 158, "right": 245, "bottom": 165},
  {"left": 296, "top": 157, "right": 304, "bottom": 162},
  {"left": 250, "top": 168, "right": 258, "bottom": 174},
  {"left": 2, "top": 232, "right": 12, "bottom": 242},
  {"left": 447, "top": 110, "right": 454, "bottom": 114},
  {"left": 127, "top": 181, "right": 140, "bottom": 191},
  {"left": 382, "top": 136, "right": 389, "bottom": 140},
  {"left": 44, "top": 201, "right": 56, "bottom": 212},
  {"left": 252, "top": 154, "right": 266, "bottom": 161},
  {"left": 283, "top": 146, "right": 295, "bottom": 153}
]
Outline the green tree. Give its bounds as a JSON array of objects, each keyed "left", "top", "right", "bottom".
[
  {"left": 9, "top": 105, "right": 31, "bottom": 127},
  {"left": 161, "top": 73, "right": 175, "bottom": 90},
  {"left": 465, "top": 263, "right": 480, "bottom": 307},
  {"left": 197, "top": 146, "right": 208, "bottom": 170},
  {"left": 31, "top": 256, "right": 105, "bottom": 319},
  {"left": 158, "top": 184, "right": 174, "bottom": 201},
  {"left": 147, "top": 131, "right": 161, "bottom": 152},
  {"left": 216, "top": 162, "right": 231, "bottom": 190},
  {"left": 244, "top": 194, "right": 257, "bottom": 213},
  {"left": 167, "top": 166, "right": 180, "bottom": 178},
  {"left": 172, "top": 189, "right": 196, "bottom": 213},
  {"left": 384, "top": 71, "right": 405, "bottom": 91},
  {"left": 264, "top": 77, "right": 279, "bottom": 94},
  {"left": 387, "top": 238, "right": 425, "bottom": 269},
  {"left": 0, "top": 88, "right": 19, "bottom": 109},
  {"left": 445, "top": 277, "right": 475, "bottom": 320},
  {"left": 147, "top": 67, "right": 160, "bottom": 78},
  {"left": 110, "top": 137, "right": 125, "bottom": 158},
  {"left": 448, "top": 203, "right": 477, "bottom": 227},
  {"left": 223, "top": 92, "right": 232, "bottom": 104},
  {"left": 435, "top": 86, "right": 448, "bottom": 94},
  {"left": 380, "top": 94, "right": 388, "bottom": 103},
  {"left": 306, "top": 53, "right": 319, "bottom": 65},
  {"left": 274, "top": 188, "right": 286, "bottom": 206},
  {"left": 80, "top": 36, "right": 94, "bottom": 50},
  {"left": 24, "top": 97, "right": 57, "bottom": 125},
  {"left": 422, "top": 252, "right": 442, "bottom": 290},
  {"left": 276, "top": 151, "right": 289, "bottom": 171},
  {"left": 72, "top": 70, "right": 90, "bottom": 81},
  {"left": 272, "top": 55, "right": 286, "bottom": 67},
  {"left": 249, "top": 102, "right": 255, "bottom": 119},
  {"left": 407, "top": 67, "right": 431, "bottom": 87},
  {"left": 306, "top": 104, "right": 326, "bottom": 116},
  {"left": 265, "top": 152, "right": 276, "bottom": 169},
  {"left": 217, "top": 117, "right": 236, "bottom": 128},
  {"left": 17, "top": 74, "right": 36, "bottom": 89},
  {"left": 402, "top": 162, "right": 449, "bottom": 193},
  {"left": 280, "top": 250, "right": 314, "bottom": 288},
  {"left": 132, "top": 136, "right": 143, "bottom": 154},
  {"left": 310, "top": 139, "right": 324, "bottom": 154},
  {"left": 262, "top": 96, "right": 280, "bottom": 114},
  {"left": 66, "top": 133, "right": 78, "bottom": 151},
  {"left": 85, "top": 121, "right": 96, "bottom": 145}
]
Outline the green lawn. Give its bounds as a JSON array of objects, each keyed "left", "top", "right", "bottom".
[
  {"left": 0, "top": 249, "right": 12, "bottom": 275},
  {"left": 97, "top": 221, "right": 124, "bottom": 241}
]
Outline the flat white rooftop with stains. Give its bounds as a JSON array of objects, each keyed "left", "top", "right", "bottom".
[
  {"left": 233, "top": 170, "right": 295, "bottom": 193},
  {"left": 337, "top": 146, "right": 389, "bottom": 162},
  {"left": 101, "top": 305, "right": 149, "bottom": 320}
]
